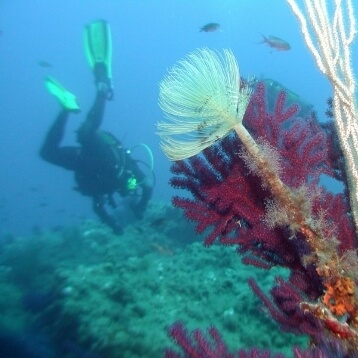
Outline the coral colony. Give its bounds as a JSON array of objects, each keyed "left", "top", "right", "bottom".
[{"left": 157, "top": 1, "right": 358, "bottom": 356}]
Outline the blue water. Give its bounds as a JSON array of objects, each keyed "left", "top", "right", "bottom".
[{"left": 1, "top": 0, "right": 356, "bottom": 236}]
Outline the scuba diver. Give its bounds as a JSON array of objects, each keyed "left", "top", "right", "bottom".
[{"left": 40, "top": 20, "right": 153, "bottom": 234}]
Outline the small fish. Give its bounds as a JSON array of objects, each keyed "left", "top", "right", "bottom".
[
  {"left": 150, "top": 242, "right": 174, "bottom": 256},
  {"left": 38, "top": 60, "right": 52, "bottom": 68},
  {"left": 258, "top": 34, "right": 291, "bottom": 51},
  {"left": 200, "top": 22, "right": 220, "bottom": 33}
]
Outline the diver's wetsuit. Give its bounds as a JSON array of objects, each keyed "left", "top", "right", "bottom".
[{"left": 40, "top": 89, "right": 153, "bottom": 234}]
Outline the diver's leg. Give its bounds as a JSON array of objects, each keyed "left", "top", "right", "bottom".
[
  {"left": 40, "top": 110, "right": 79, "bottom": 170},
  {"left": 76, "top": 88, "right": 108, "bottom": 145}
]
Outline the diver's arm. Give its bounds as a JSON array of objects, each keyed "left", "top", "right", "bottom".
[
  {"left": 130, "top": 176, "right": 153, "bottom": 220},
  {"left": 134, "top": 180, "right": 153, "bottom": 219},
  {"left": 92, "top": 196, "right": 123, "bottom": 235},
  {"left": 127, "top": 156, "right": 154, "bottom": 219}
]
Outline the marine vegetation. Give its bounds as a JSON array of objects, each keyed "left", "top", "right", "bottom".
[{"left": 157, "top": 1, "right": 358, "bottom": 355}]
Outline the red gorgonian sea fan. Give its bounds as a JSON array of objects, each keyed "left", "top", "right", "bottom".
[{"left": 169, "top": 83, "right": 358, "bottom": 354}]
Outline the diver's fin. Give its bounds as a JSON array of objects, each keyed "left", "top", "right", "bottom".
[
  {"left": 84, "top": 20, "right": 112, "bottom": 87},
  {"left": 45, "top": 76, "right": 80, "bottom": 112}
]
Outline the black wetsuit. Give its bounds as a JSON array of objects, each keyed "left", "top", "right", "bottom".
[{"left": 40, "top": 89, "right": 153, "bottom": 234}]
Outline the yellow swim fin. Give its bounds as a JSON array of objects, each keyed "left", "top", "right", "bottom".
[
  {"left": 45, "top": 76, "right": 80, "bottom": 112},
  {"left": 84, "top": 20, "right": 112, "bottom": 85}
]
